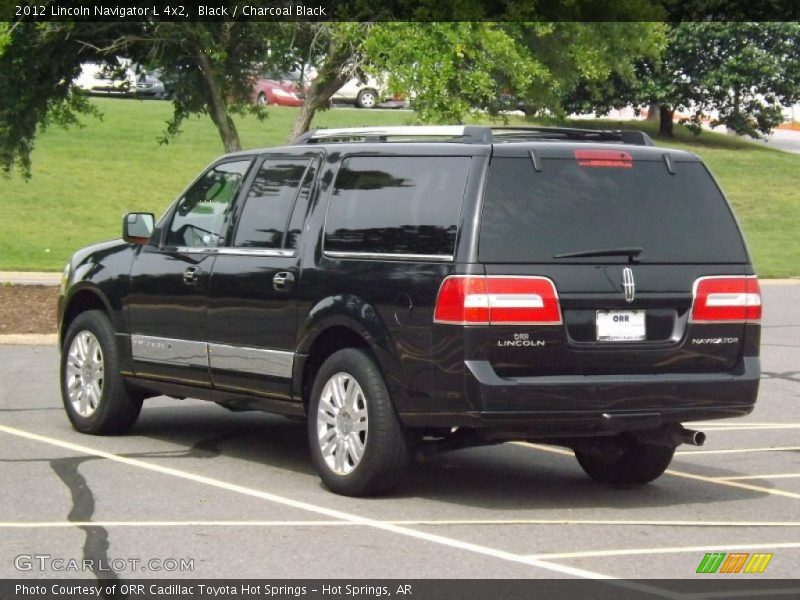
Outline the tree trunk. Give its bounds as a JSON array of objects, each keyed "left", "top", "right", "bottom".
[
  {"left": 289, "top": 73, "right": 350, "bottom": 142},
  {"left": 288, "top": 39, "right": 355, "bottom": 142},
  {"left": 196, "top": 51, "right": 241, "bottom": 153},
  {"left": 659, "top": 106, "right": 675, "bottom": 137},
  {"left": 646, "top": 102, "right": 660, "bottom": 121}
]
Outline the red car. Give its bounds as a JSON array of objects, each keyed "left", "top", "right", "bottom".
[{"left": 250, "top": 75, "right": 305, "bottom": 107}]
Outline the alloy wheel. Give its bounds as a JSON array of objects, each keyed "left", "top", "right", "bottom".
[
  {"left": 316, "top": 372, "right": 368, "bottom": 475},
  {"left": 65, "top": 331, "right": 105, "bottom": 417}
]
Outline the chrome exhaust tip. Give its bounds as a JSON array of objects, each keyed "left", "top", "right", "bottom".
[{"left": 675, "top": 427, "right": 706, "bottom": 447}]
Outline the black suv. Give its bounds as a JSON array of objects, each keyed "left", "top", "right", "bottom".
[{"left": 57, "top": 125, "right": 761, "bottom": 496}]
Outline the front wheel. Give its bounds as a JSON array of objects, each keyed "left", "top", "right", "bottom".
[
  {"left": 574, "top": 435, "right": 675, "bottom": 485},
  {"left": 61, "top": 310, "right": 143, "bottom": 435},
  {"left": 308, "top": 348, "right": 412, "bottom": 496}
]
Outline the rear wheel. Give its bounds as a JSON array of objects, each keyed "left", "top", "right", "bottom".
[
  {"left": 257, "top": 92, "right": 268, "bottom": 106},
  {"left": 574, "top": 435, "right": 675, "bottom": 485},
  {"left": 308, "top": 348, "right": 412, "bottom": 496},
  {"left": 61, "top": 310, "right": 143, "bottom": 435}
]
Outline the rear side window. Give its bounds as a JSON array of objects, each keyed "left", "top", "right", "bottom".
[
  {"left": 234, "top": 158, "right": 311, "bottom": 249},
  {"left": 324, "top": 156, "right": 470, "bottom": 257},
  {"left": 479, "top": 157, "right": 748, "bottom": 263}
]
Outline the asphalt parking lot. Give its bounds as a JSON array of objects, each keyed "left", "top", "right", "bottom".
[{"left": 1, "top": 283, "right": 798, "bottom": 593}]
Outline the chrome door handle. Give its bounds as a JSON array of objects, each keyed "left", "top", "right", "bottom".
[
  {"left": 273, "top": 271, "right": 295, "bottom": 291},
  {"left": 183, "top": 266, "right": 201, "bottom": 284}
]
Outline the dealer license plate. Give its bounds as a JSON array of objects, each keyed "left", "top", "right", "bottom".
[{"left": 596, "top": 310, "right": 646, "bottom": 341}]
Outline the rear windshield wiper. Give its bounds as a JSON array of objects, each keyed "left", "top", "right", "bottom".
[{"left": 553, "top": 246, "right": 642, "bottom": 262}]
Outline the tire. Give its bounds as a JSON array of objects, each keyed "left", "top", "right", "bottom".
[
  {"left": 574, "top": 435, "right": 675, "bottom": 485},
  {"left": 60, "top": 310, "right": 143, "bottom": 435},
  {"left": 257, "top": 92, "right": 268, "bottom": 106},
  {"left": 308, "top": 348, "right": 412, "bottom": 496},
  {"left": 355, "top": 89, "right": 378, "bottom": 109}
]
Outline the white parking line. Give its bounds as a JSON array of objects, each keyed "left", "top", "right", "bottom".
[
  {"left": 513, "top": 442, "right": 572, "bottom": 455},
  {"left": 682, "top": 588, "right": 800, "bottom": 599},
  {"left": 527, "top": 541, "right": 800, "bottom": 560},
  {"left": 0, "top": 423, "right": 684, "bottom": 598},
  {"left": 700, "top": 424, "right": 800, "bottom": 431},
  {"left": 692, "top": 422, "right": 800, "bottom": 428},
  {"left": 716, "top": 473, "right": 800, "bottom": 481},
  {"left": 3, "top": 518, "right": 800, "bottom": 528},
  {"left": 0, "top": 520, "right": 351, "bottom": 528},
  {"left": 513, "top": 442, "right": 800, "bottom": 501},
  {"left": 675, "top": 446, "right": 800, "bottom": 455},
  {"left": 665, "top": 470, "right": 800, "bottom": 500}
]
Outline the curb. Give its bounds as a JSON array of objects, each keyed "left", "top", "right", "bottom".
[
  {"left": 0, "top": 334, "right": 58, "bottom": 346},
  {"left": 0, "top": 272, "right": 61, "bottom": 286}
]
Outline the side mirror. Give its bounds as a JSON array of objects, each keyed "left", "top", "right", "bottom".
[{"left": 123, "top": 212, "right": 154, "bottom": 244}]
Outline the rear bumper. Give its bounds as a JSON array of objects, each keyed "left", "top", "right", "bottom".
[{"left": 401, "top": 357, "right": 760, "bottom": 436}]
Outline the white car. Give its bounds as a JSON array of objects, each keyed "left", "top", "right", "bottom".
[
  {"left": 73, "top": 61, "right": 137, "bottom": 95},
  {"left": 332, "top": 76, "right": 385, "bottom": 109}
]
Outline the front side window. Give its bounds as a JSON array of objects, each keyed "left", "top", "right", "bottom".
[
  {"left": 234, "top": 158, "right": 313, "bottom": 249},
  {"left": 166, "top": 160, "right": 252, "bottom": 248},
  {"left": 324, "top": 156, "right": 470, "bottom": 256}
]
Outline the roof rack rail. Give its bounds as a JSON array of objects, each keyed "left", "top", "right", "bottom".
[
  {"left": 291, "top": 125, "right": 653, "bottom": 146},
  {"left": 490, "top": 126, "right": 654, "bottom": 146},
  {"left": 292, "top": 125, "right": 492, "bottom": 145}
]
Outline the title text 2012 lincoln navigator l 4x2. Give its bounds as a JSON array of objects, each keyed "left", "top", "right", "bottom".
[{"left": 57, "top": 125, "right": 761, "bottom": 496}]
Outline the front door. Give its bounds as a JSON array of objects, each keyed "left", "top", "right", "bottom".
[
  {"left": 126, "top": 158, "right": 253, "bottom": 386},
  {"left": 207, "top": 155, "right": 320, "bottom": 400}
]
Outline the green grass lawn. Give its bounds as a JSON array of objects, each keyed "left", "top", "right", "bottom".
[{"left": 1, "top": 99, "right": 798, "bottom": 277}]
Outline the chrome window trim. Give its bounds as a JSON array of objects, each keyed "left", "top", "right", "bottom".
[
  {"left": 171, "top": 246, "right": 220, "bottom": 255},
  {"left": 208, "top": 343, "right": 294, "bottom": 379},
  {"left": 216, "top": 248, "right": 296, "bottom": 258},
  {"left": 324, "top": 251, "right": 454, "bottom": 263}
]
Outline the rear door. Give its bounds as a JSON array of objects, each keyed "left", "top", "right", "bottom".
[
  {"left": 474, "top": 145, "right": 755, "bottom": 377},
  {"left": 206, "top": 153, "right": 322, "bottom": 399}
]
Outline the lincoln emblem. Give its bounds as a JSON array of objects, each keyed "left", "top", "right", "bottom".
[{"left": 622, "top": 267, "right": 635, "bottom": 303}]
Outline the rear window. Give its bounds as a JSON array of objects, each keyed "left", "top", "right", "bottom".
[
  {"left": 324, "top": 156, "right": 470, "bottom": 257},
  {"left": 479, "top": 157, "right": 748, "bottom": 263}
]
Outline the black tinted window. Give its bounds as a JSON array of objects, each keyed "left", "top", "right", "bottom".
[
  {"left": 234, "top": 158, "right": 310, "bottom": 248},
  {"left": 324, "top": 156, "right": 470, "bottom": 256},
  {"left": 167, "top": 160, "right": 251, "bottom": 248},
  {"left": 480, "top": 157, "right": 748, "bottom": 263},
  {"left": 285, "top": 162, "right": 317, "bottom": 250}
]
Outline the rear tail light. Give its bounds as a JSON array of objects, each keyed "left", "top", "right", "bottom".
[
  {"left": 434, "top": 276, "right": 562, "bottom": 325},
  {"left": 690, "top": 276, "right": 761, "bottom": 323}
]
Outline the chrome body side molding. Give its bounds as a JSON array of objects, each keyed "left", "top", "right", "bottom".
[
  {"left": 131, "top": 335, "right": 209, "bottom": 368},
  {"left": 131, "top": 335, "right": 294, "bottom": 379},
  {"left": 208, "top": 343, "right": 294, "bottom": 379}
]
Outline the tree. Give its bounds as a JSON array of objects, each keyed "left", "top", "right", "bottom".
[
  {"left": 122, "top": 22, "right": 280, "bottom": 151},
  {"left": 565, "top": 23, "right": 800, "bottom": 138},
  {"left": 680, "top": 23, "right": 800, "bottom": 137},
  {"left": 284, "top": 2, "right": 667, "bottom": 139},
  {"left": 361, "top": 22, "right": 665, "bottom": 124},
  {"left": 287, "top": 23, "right": 371, "bottom": 142},
  {"left": 0, "top": 18, "right": 281, "bottom": 177}
]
